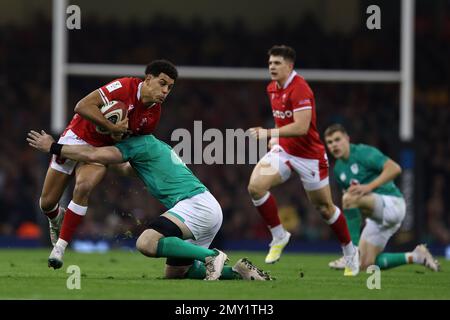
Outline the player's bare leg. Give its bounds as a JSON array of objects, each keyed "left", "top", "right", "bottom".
[
  {"left": 359, "top": 239, "right": 440, "bottom": 272},
  {"left": 40, "top": 168, "right": 72, "bottom": 212},
  {"left": 39, "top": 167, "right": 72, "bottom": 246},
  {"left": 248, "top": 160, "right": 291, "bottom": 264},
  {"left": 359, "top": 239, "right": 383, "bottom": 271},
  {"left": 136, "top": 214, "right": 227, "bottom": 280},
  {"left": 49, "top": 163, "right": 107, "bottom": 269},
  {"left": 161, "top": 212, "right": 195, "bottom": 239},
  {"left": 162, "top": 213, "right": 230, "bottom": 281},
  {"left": 165, "top": 264, "right": 192, "bottom": 279},
  {"left": 349, "top": 195, "right": 440, "bottom": 272},
  {"left": 328, "top": 193, "right": 373, "bottom": 269},
  {"left": 158, "top": 214, "right": 271, "bottom": 281},
  {"left": 306, "top": 185, "right": 359, "bottom": 276}
]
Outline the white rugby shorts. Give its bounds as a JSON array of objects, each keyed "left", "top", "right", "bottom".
[
  {"left": 49, "top": 129, "right": 90, "bottom": 175},
  {"left": 259, "top": 145, "right": 329, "bottom": 191},
  {"left": 360, "top": 194, "right": 406, "bottom": 249},
  {"left": 167, "top": 191, "right": 223, "bottom": 248}
]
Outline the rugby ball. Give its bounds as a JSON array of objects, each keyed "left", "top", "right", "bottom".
[{"left": 96, "top": 100, "right": 128, "bottom": 134}]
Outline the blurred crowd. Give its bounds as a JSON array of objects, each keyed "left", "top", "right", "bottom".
[{"left": 0, "top": 0, "right": 449, "bottom": 247}]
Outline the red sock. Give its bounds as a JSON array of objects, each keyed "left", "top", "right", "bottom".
[
  {"left": 328, "top": 208, "right": 351, "bottom": 245},
  {"left": 59, "top": 208, "right": 84, "bottom": 242},
  {"left": 252, "top": 193, "right": 281, "bottom": 228},
  {"left": 44, "top": 205, "right": 59, "bottom": 219}
]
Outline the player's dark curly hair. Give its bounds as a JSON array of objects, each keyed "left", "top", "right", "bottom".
[
  {"left": 145, "top": 59, "right": 178, "bottom": 81},
  {"left": 268, "top": 45, "right": 296, "bottom": 63}
]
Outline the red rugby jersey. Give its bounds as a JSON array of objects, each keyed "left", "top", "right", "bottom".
[
  {"left": 66, "top": 77, "right": 161, "bottom": 147},
  {"left": 267, "top": 71, "right": 325, "bottom": 160}
]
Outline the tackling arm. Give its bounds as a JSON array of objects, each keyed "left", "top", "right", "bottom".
[
  {"left": 61, "top": 144, "right": 124, "bottom": 165},
  {"left": 27, "top": 130, "right": 124, "bottom": 165}
]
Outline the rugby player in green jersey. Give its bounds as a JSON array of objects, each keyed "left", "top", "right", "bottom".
[
  {"left": 324, "top": 124, "right": 440, "bottom": 272},
  {"left": 28, "top": 130, "right": 273, "bottom": 281}
]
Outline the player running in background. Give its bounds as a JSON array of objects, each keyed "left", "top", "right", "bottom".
[
  {"left": 324, "top": 124, "right": 440, "bottom": 272},
  {"left": 38, "top": 60, "right": 178, "bottom": 269},
  {"left": 28, "top": 131, "right": 273, "bottom": 281},
  {"left": 247, "top": 45, "right": 359, "bottom": 276}
]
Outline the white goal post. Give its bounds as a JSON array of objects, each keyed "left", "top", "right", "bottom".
[
  {"left": 51, "top": 0, "right": 416, "bottom": 233},
  {"left": 52, "top": 0, "right": 415, "bottom": 142}
]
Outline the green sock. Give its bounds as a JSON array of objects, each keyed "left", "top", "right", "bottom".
[
  {"left": 185, "top": 260, "right": 242, "bottom": 280},
  {"left": 344, "top": 208, "right": 362, "bottom": 246},
  {"left": 156, "top": 237, "right": 217, "bottom": 262},
  {"left": 375, "top": 253, "right": 408, "bottom": 270}
]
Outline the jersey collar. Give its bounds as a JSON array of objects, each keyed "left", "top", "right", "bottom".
[
  {"left": 277, "top": 70, "right": 297, "bottom": 90},
  {"left": 137, "top": 82, "right": 156, "bottom": 108},
  {"left": 137, "top": 81, "right": 143, "bottom": 101},
  {"left": 342, "top": 144, "right": 355, "bottom": 162}
]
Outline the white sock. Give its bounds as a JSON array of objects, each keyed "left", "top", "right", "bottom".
[
  {"left": 325, "top": 206, "right": 341, "bottom": 225},
  {"left": 56, "top": 238, "right": 68, "bottom": 250},
  {"left": 406, "top": 252, "right": 420, "bottom": 264},
  {"left": 342, "top": 242, "right": 355, "bottom": 256},
  {"left": 68, "top": 201, "right": 88, "bottom": 216},
  {"left": 251, "top": 192, "right": 270, "bottom": 207},
  {"left": 270, "top": 225, "right": 287, "bottom": 239}
]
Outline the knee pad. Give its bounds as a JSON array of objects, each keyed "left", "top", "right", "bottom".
[
  {"left": 148, "top": 216, "right": 183, "bottom": 238},
  {"left": 166, "top": 257, "right": 194, "bottom": 267},
  {"left": 147, "top": 217, "right": 192, "bottom": 268}
]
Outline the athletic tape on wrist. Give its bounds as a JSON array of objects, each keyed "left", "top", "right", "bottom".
[{"left": 50, "top": 142, "right": 63, "bottom": 156}]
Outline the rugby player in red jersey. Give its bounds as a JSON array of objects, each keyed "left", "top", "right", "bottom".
[
  {"left": 248, "top": 46, "right": 359, "bottom": 276},
  {"left": 39, "top": 60, "right": 178, "bottom": 269}
]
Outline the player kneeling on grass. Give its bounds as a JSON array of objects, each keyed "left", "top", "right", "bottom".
[
  {"left": 28, "top": 130, "right": 273, "bottom": 281},
  {"left": 324, "top": 124, "right": 440, "bottom": 272}
]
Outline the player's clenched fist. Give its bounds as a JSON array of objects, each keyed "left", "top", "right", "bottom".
[
  {"left": 109, "top": 117, "right": 129, "bottom": 135},
  {"left": 248, "top": 127, "right": 269, "bottom": 140}
]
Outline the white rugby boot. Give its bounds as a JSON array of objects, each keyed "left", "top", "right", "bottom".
[
  {"left": 344, "top": 246, "right": 360, "bottom": 276},
  {"left": 48, "top": 243, "right": 65, "bottom": 270},
  {"left": 265, "top": 231, "right": 291, "bottom": 264},
  {"left": 328, "top": 256, "right": 346, "bottom": 270},
  {"left": 232, "top": 258, "right": 274, "bottom": 280},
  {"left": 204, "top": 249, "right": 229, "bottom": 280},
  {"left": 48, "top": 207, "right": 65, "bottom": 246},
  {"left": 412, "top": 244, "right": 440, "bottom": 272}
]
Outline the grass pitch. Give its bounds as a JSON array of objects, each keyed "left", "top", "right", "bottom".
[{"left": 0, "top": 249, "right": 448, "bottom": 300}]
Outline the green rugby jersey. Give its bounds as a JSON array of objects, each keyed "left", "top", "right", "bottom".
[
  {"left": 115, "top": 135, "right": 207, "bottom": 208},
  {"left": 333, "top": 144, "right": 403, "bottom": 197}
]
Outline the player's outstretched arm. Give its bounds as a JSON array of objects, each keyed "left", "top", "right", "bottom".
[{"left": 27, "top": 130, "right": 124, "bottom": 165}]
